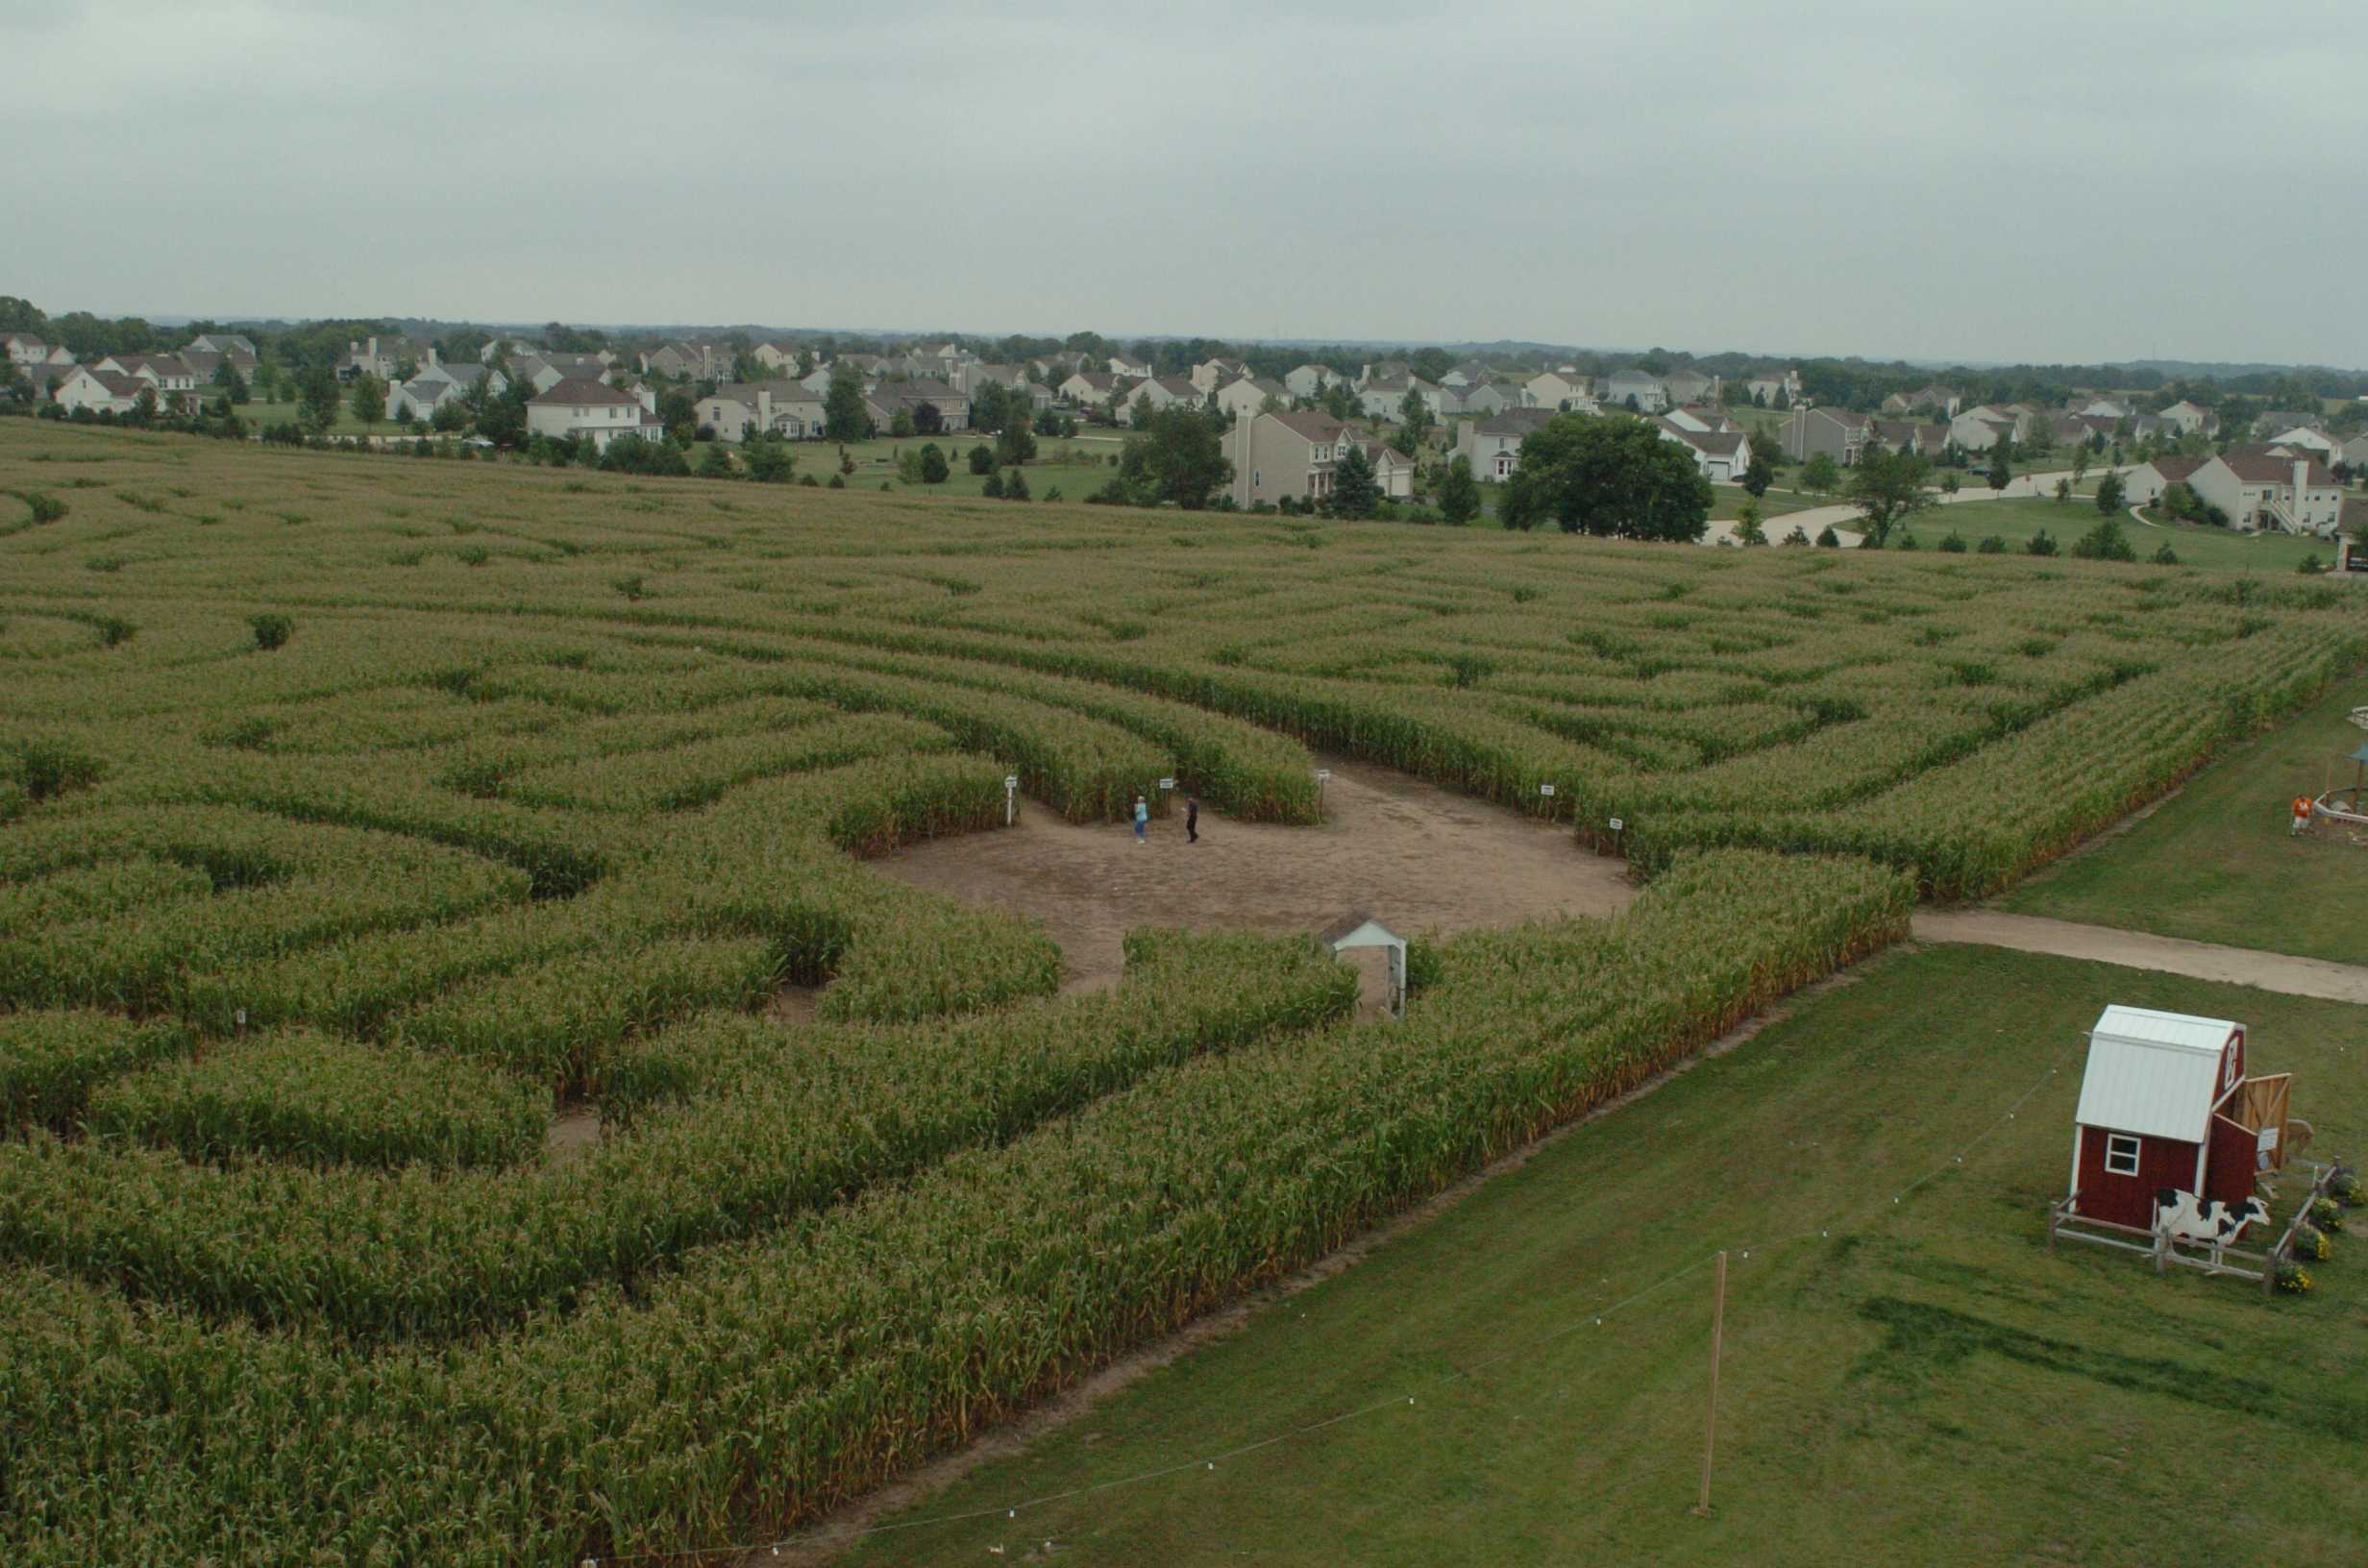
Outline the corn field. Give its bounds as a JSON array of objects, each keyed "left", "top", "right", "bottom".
[{"left": 0, "top": 420, "right": 2360, "bottom": 1563}]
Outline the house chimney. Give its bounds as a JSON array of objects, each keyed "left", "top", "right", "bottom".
[{"left": 2293, "top": 458, "right": 2310, "bottom": 530}]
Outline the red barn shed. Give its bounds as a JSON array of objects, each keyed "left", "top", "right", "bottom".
[{"left": 2066, "top": 1005, "right": 2257, "bottom": 1231}]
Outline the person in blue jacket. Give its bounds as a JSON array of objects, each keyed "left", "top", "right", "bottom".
[{"left": 1133, "top": 795, "right": 1148, "bottom": 843}]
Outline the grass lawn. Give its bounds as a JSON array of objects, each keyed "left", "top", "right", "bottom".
[
  {"left": 1710, "top": 486, "right": 1823, "bottom": 523},
  {"left": 238, "top": 397, "right": 388, "bottom": 437},
  {"left": 2006, "top": 672, "right": 2368, "bottom": 960},
  {"left": 1897, "top": 495, "right": 2331, "bottom": 573},
  {"left": 835, "top": 944, "right": 2366, "bottom": 1568},
  {"left": 803, "top": 434, "right": 1118, "bottom": 500}
]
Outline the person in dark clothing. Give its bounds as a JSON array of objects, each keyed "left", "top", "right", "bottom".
[{"left": 1185, "top": 796, "right": 1199, "bottom": 844}]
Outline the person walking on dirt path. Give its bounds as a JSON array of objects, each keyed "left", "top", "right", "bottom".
[
  {"left": 1186, "top": 795, "right": 1199, "bottom": 844},
  {"left": 1133, "top": 795, "right": 1148, "bottom": 844}
]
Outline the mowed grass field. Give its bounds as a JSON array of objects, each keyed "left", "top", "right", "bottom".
[
  {"left": 1904, "top": 494, "right": 2336, "bottom": 573},
  {"left": 2007, "top": 673, "right": 2368, "bottom": 959},
  {"left": 837, "top": 943, "right": 2368, "bottom": 1568}
]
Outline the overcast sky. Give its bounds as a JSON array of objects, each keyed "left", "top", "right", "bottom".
[{"left": 7, "top": 1, "right": 2361, "bottom": 367}]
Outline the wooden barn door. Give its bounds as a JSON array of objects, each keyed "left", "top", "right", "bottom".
[{"left": 2233, "top": 1075, "right": 2292, "bottom": 1171}]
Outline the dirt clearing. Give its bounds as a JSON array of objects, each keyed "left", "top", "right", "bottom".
[{"left": 875, "top": 755, "right": 1638, "bottom": 990}]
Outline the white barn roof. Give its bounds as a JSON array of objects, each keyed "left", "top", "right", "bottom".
[{"left": 2073, "top": 1005, "right": 2238, "bottom": 1143}]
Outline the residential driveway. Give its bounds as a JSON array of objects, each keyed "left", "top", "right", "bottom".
[{"left": 1912, "top": 910, "right": 2368, "bottom": 1004}]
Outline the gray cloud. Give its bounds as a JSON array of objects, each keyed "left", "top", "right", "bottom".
[{"left": 6, "top": 0, "right": 2361, "bottom": 365}]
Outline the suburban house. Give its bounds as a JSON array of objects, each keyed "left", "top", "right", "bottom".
[
  {"left": 1357, "top": 375, "right": 1442, "bottom": 420},
  {"left": 1059, "top": 370, "right": 1122, "bottom": 404},
  {"left": 50, "top": 365, "right": 146, "bottom": 416},
  {"left": 93, "top": 354, "right": 202, "bottom": 401},
  {"left": 696, "top": 380, "right": 828, "bottom": 441},
  {"left": 5, "top": 333, "right": 76, "bottom": 367},
  {"left": 1359, "top": 438, "right": 1418, "bottom": 499},
  {"left": 1744, "top": 368, "right": 1802, "bottom": 405},
  {"left": 2340, "top": 430, "right": 2368, "bottom": 472},
  {"left": 1107, "top": 354, "right": 1153, "bottom": 379},
  {"left": 336, "top": 336, "right": 426, "bottom": 381},
  {"left": 525, "top": 378, "right": 661, "bottom": 451},
  {"left": 2121, "top": 453, "right": 2206, "bottom": 506},
  {"left": 1440, "top": 380, "right": 1515, "bottom": 418},
  {"left": 1870, "top": 419, "right": 1948, "bottom": 459},
  {"left": 1601, "top": 368, "right": 1666, "bottom": 412},
  {"left": 1213, "top": 375, "right": 1288, "bottom": 422},
  {"left": 750, "top": 340, "right": 802, "bottom": 373},
  {"left": 2257, "top": 421, "right": 2342, "bottom": 466},
  {"left": 1357, "top": 359, "right": 1410, "bottom": 387},
  {"left": 1660, "top": 368, "right": 1718, "bottom": 406},
  {"left": 1947, "top": 405, "right": 2020, "bottom": 453},
  {"left": 1227, "top": 409, "right": 1364, "bottom": 508},
  {"left": 640, "top": 342, "right": 737, "bottom": 380},
  {"left": 177, "top": 346, "right": 259, "bottom": 385},
  {"left": 1439, "top": 360, "right": 1495, "bottom": 387},
  {"left": 1522, "top": 369, "right": 1597, "bottom": 413},
  {"left": 479, "top": 336, "right": 544, "bottom": 360},
  {"left": 863, "top": 379, "right": 971, "bottom": 432},
  {"left": 2077, "top": 396, "right": 2135, "bottom": 420},
  {"left": 1782, "top": 405, "right": 1872, "bottom": 465},
  {"left": 1455, "top": 407, "right": 1556, "bottom": 482},
  {"left": 2187, "top": 452, "right": 2346, "bottom": 535},
  {"left": 1283, "top": 363, "right": 1336, "bottom": 399},
  {"left": 1190, "top": 357, "right": 1251, "bottom": 394},
  {"left": 1655, "top": 419, "right": 1752, "bottom": 482},
  {"left": 2159, "top": 399, "right": 2219, "bottom": 437},
  {"left": 388, "top": 361, "right": 505, "bottom": 423},
  {"left": 511, "top": 353, "right": 614, "bottom": 395},
  {"left": 1123, "top": 376, "right": 1200, "bottom": 415},
  {"left": 1662, "top": 405, "right": 1736, "bottom": 435},
  {"left": 957, "top": 362, "right": 1050, "bottom": 408}
]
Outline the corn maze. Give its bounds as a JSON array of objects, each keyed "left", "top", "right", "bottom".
[{"left": 1, "top": 422, "right": 2361, "bottom": 1563}]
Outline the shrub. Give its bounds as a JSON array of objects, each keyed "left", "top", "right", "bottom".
[
  {"left": 1815, "top": 525, "right": 1839, "bottom": 548},
  {"left": 2309, "top": 1195, "right": 2344, "bottom": 1233},
  {"left": 612, "top": 576, "right": 646, "bottom": 602},
  {"left": 981, "top": 472, "right": 1004, "bottom": 498},
  {"left": 248, "top": 613, "right": 294, "bottom": 651},
  {"left": 1937, "top": 530, "right": 1967, "bottom": 552},
  {"left": 2151, "top": 543, "right": 2180, "bottom": 566},
  {"left": 1976, "top": 534, "right": 2007, "bottom": 553},
  {"left": 826, "top": 474, "right": 845, "bottom": 489},
  {"left": 2072, "top": 517, "right": 2136, "bottom": 562},
  {"left": 967, "top": 444, "right": 994, "bottom": 475},
  {"left": 2298, "top": 553, "right": 2324, "bottom": 576},
  {"left": 2025, "top": 529, "right": 2058, "bottom": 556},
  {"left": 2277, "top": 1259, "right": 2313, "bottom": 1293}
]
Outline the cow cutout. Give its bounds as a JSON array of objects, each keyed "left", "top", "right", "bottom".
[{"left": 2152, "top": 1188, "right": 2269, "bottom": 1244}]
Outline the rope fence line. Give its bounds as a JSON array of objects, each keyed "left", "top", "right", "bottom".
[{"left": 582, "top": 1032, "right": 2090, "bottom": 1567}]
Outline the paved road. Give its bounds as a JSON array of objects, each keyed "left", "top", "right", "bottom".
[{"left": 1913, "top": 911, "right": 2368, "bottom": 1004}]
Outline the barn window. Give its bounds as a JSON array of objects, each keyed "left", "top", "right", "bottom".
[{"left": 2104, "top": 1134, "right": 2142, "bottom": 1176}]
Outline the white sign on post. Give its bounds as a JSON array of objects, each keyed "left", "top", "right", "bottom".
[
  {"left": 1004, "top": 774, "right": 1019, "bottom": 825},
  {"left": 1004, "top": 775, "right": 1019, "bottom": 791},
  {"left": 1158, "top": 777, "right": 1175, "bottom": 791},
  {"left": 234, "top": 1008, "right": 247, "bottom": 1028},
  {"left": 1316, "top": 770, "right": 1332, "bottom": 782},
  {"left": 1608, "top": 817, "right": 1624, "bottom": 833},
  {"left": 1539, "top": 783, "right": 1556, "bottom": 797}
]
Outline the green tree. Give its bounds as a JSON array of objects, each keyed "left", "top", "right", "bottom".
[
  {"left": 995, "top": 419, "right": 1037, "bottom": 467},
  {"left": 1398, "top": 387, "right": 1432, "bottom": 444},
  {"left": 1128, "top": 407, "right": 1232, "bottom": 509},
  {"left": 1740, "top": 449, "right": 1773, "bottom": 497},
  {"left": 2025, "top": 528, "right": 2058, "bottom": 556},
  {"left": 1002, "top": 466, "right": 1030, "bottom": 501},
  {"left": 2094, "top": 472, "right": 2126, "bottom": 514},
  {"left": 1330, "top": 443, "right": 1380, "bottom": 519},
  {"left": 823, "top": 365, "right": 869, "bottom": 441},
  {"left": 888, "top": 405, "right": 916, "bottom": 439},
  {"left": 2072, "top": 516, "right": 2136, "bottom": 561},
  {"left": 967, "top": 443, "right": 995, "bottom": 475},
  {"left": 1986, "top": 439, "right": 2012, "bottom": 492},
  {"left": 1496, "top": 413, "right": 1712, "bottom": 541},
  {"left": 2070, "top": 444, "right": 2091, "bottom": 485},
  {"left": 744, "top": 435, "right": 795, "bottom": 483},
  {"left": 697, "top": 441, "right": 735, "bottom": 478},
  {"left": 1733, "top": 496, "right": 1766, "bottom": 545},
  {"left": 297, "top": 366, "right": 341, "bottom": 434},
  {"left": 349, "top": 373, "right": 385, "bottom": 427},
  {"left": 1799, "top": 451, "right": 1840, "bottom": 495},
  {"left": 1130, "top": 392, "right": 1155, "bottom": 429},
  {"left": 1437, "top": 454, "right": 1481, "bottom": 526},
  {"left": 2054, "top": 478, "right": 2071, "bottom": 502},
  {"left": 919, "top": 443, "right": 950, "bottom": 484},
  {"left": 1843, "top": 446, "right": 1936, "bottom": 547}
]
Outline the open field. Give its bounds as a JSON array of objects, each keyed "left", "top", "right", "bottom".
[
  {"left": 3, "top": 418, "right": 2366, "bottom": 1563},
  {"left": 2007, "top": 673, "right": 2368, "bottom": 960},
  {"left": 1900, "top": 494, "right": 2336, "bottom": 572},
  {"left": 834, "top": 944, "right": 2368, "bottom": 1568}
]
